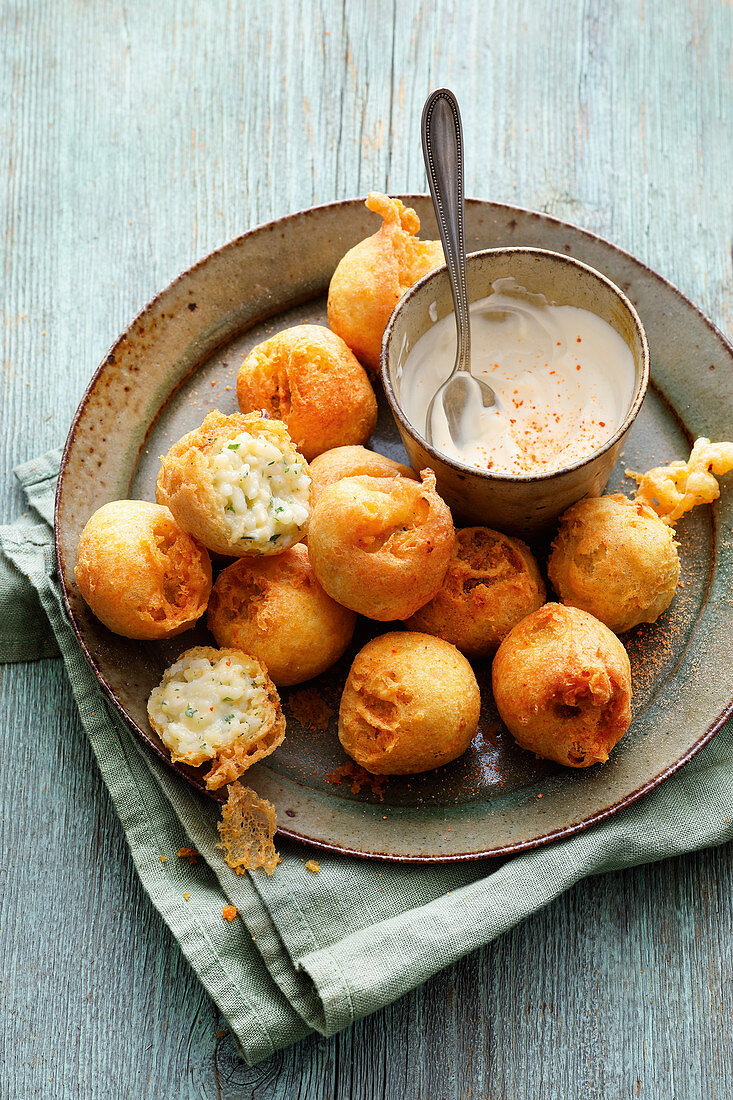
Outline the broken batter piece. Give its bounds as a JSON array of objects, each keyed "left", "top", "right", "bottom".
[
  {"left": 630, "top": 437, "right": 733, "bottom": 524},
  {"left": 217, "top": 782, "right": 280, "bottom": 876}
]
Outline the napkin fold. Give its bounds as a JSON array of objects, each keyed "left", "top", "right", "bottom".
[{"left": 2, "top": 449, "right": 732, "bottom": 1065}]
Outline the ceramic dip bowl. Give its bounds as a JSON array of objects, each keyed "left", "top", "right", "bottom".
[{"left": 381, "top": 247, "right": 649, "bottom": 536}]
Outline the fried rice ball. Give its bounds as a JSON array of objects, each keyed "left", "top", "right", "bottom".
[
  {"left": 236, "top": 325, "right": 378, "bottom": 461},
  {"left": 404, "top": 527, "right": 546, "bottom": 657},
  {"left": 309, "top": 445, "right": 417, "bottom": 504},
  {"left": 327, "top": 192, "right": 444, "bottom": 372},
  {"left": 338, "top": 632, "right": 481, "bottom": 774},
  {"left": 156, "top": 410, "right": 311, "bottom": 558},
  {"left": 147, "top": 645, "right": 285, "bottom": 790},
  {"left": 492, "top": 603, "right": 632, "bottom": 768},
  {"left": 207, "top": 543, "right": 356, "bottom": 686},
  {"left": 308, "top": 470, "right": 455, "bottom": 620},
  {"left": 548, "top": 494, "right": 680, "bottom": 634},
  {"left": 75, "top": 500, "right": 212, "bottom": 640}
]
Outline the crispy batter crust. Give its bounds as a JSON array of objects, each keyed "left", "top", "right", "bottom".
[
  {"left": 327, "top": 192, "right": 444, "bottom": 372},
  {"left": 307, "top": 469, "right": 455, "bottom": 621},
  {"left": 405, "top": 527, "right": 546, "bottom": 656},
  {"left": 207, "top": 543, "right": 356, "bottom": 686},
  {"left": 548, "top": 494, "right": 680, "bottom": 633},
  {"left": 492, "top": 603, "right": 632, "bottom": 768},
  {"left": 338, "top": 631, "right": 480, "bottom": 774},
  {"left": 147, "top": 645, "right": 286, "bottom": 790},
  {"left": 217, "top": 781, "right": 280, "bottom": 875},
  {"left": 309, "top": 445, "right": 417, "bottom": 504},
  {"left": 155, "top": 410, "right": 311, "bottom": 557},
  {"left": 75, "top": 500, "right": 211, "bottom": 640},
  {"left": 630, "top": 436, "right": 733, "bottom": 524},
  {"left": 236, "top": 325, "right": 377, "bottom": 461}
]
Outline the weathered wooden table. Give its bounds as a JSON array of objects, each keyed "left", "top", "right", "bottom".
[{"left": 2, "top": 3, "right": 731, "bottom": 1096}]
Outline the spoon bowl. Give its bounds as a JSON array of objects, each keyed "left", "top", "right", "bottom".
[{"left": 426, "top": 370, "right": 496, "bottom": 450}]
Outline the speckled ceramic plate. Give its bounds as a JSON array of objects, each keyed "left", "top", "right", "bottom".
[{"left": 55, "top": 198, "right": 733, "bottom": 862}]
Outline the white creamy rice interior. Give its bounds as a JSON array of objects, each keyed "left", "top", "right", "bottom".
[
  {"left": 148, "top": 652, "right": 269, "bottom": 763},
  {"left": 208, "top": 431, "right": 311, "bottom": 549}
]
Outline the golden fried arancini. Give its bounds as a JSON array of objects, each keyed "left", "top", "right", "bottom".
[
  {"left": 309, "top": 445, "right": 417, "bottom": 504},
  {"left": 548, "top": 494, "right": 680, "bottom": 634},
  {"left": 338, "top": 632, "right": 480, "bottom": 774},
  {"left": 207, "top": 543, "right": 356, "bottom": 686},
  {"left": 236, "top": 325, "right": 378, "bottom": 461},
  {"left": 75, "top": 500, "right": 211, "bottom": 640},
  {"left": 327, "top": 192, "right": 444, "bottom": 372},
  {"left": 147, "top": 646, "right": 285, "bottom": 790},
  {"left": 156, "top": 410, "right": 311, "bottom": 558},
  {"left": 307, "top": 470, "right": 454, "bottom": 620},
  {"left": 492, "top": 603, "right": 632, "bottom": 768},
  {"left": 404, "top": 527, "right": 546, "bottom": 657}
]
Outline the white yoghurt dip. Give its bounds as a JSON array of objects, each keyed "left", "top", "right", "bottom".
[{"left": 398, "top": 279, "right": 636, "bottom": 477}]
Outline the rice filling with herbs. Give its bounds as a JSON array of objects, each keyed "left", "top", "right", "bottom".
[
  {"left": 209, "top": 430, "right": 311, "bottom": 550},
  {"left": 148, "top": 651, "right": 269, "bottom": 765}
]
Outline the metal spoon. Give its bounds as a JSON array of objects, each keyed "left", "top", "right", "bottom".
[{"left": 421, "top": 88, "right": 495, "bottom": 447}]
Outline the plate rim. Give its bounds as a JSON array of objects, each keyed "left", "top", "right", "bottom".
[{"left": 55, "top": 195, "right": 733, "bottom": 862}]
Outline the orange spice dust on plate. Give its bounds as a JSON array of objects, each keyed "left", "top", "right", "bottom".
[{"left": 326, "top": 760, "right": 387, "bottom": 800}]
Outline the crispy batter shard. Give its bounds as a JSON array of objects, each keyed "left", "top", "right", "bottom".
[
  {"left": 217, "top": 782, "right": 280, "bottom": 875},
  {"left": 548, "top": 494, "right": 680, "bottom": 634},
  {"left": 630, "top": 437, "right": 733, "bottom": 524},
  {"left": 492, "top": 603, "right": 632, "bottom": 768},
  {"left": 405, "top": 526, "right": 546, "bottom": 656},
  {"left": 236, "top": 325, "right": 377, "bottom": 461},
  {"left": 327, "top": 192, "right": 444, "bottom": 372},
  {"left": 75, "top": 500, "right": 212, "bottom": 640}
]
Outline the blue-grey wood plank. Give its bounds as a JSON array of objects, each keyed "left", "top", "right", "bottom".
[{"left": 1, "top": 1, "right": 731, "bottom": 1097}]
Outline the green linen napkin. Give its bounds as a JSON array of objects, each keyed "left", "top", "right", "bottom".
[{"left": 3, "top": 449, "right": 733, "bottom": 1065}]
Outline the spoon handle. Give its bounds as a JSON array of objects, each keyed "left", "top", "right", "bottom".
[{"left": 421, "top": 88, "right": 471, "bottom": 374}]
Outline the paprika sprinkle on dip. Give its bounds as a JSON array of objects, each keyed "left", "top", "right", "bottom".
[{"left": 399, "top": 278, "right": 635, "bottom": 477}]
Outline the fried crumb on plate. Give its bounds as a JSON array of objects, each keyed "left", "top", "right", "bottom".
[
  {"left": 222, "top": 905, "right": 238, "bottom": 921},
  {"left": 628, "top": 437, "right": 733, "bottom": 524},
  {"left": 305, "top": 859, "right": 320, "bottom": 873},
  {"left": 177, "top": 846, "right": 199, "bottom": 865},
  {"left": 217, "top": 781, "right": 280, "bottom": 876},
  {"left": 326, "top": 760, "right": 387, "bottom": 800},
  {"left": 288, "top": 686, "right": 335, "bottom": 731}
]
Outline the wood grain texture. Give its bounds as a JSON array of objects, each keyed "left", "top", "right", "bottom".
[{"left": 1, "top": 1, "right": 731, "bottom": 1097}]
